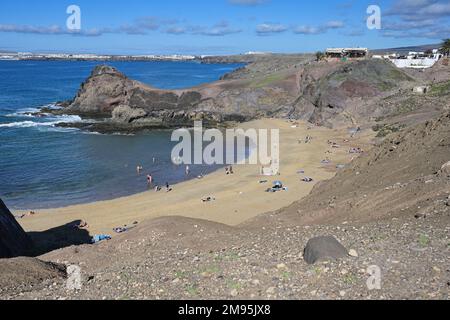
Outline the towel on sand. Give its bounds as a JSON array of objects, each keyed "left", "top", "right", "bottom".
[{"left": 92, "top": 234, "right": 112, "bottom": 244}]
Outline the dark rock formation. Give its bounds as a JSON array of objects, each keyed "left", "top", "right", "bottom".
[
  {"left": 52, "top": 64, "right": 298, "bottom": 132},
  {"left": 290, "top": 59, "right": 416, "bottom": 127},
  {"left": 0, "top": 199, "right": 34, "bottom": 258},
  {"left": 303, "top": 236, "right": 348, "bottom": 264},
  {"left": 51, "top": 58, "right": 418, "bottom": 133}
]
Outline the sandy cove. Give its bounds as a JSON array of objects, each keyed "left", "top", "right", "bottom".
[{"left": 17, "top": 118, "right": 373, "bottom": 236}]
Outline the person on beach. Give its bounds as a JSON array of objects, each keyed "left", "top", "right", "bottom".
[
  {"left": 166, "top": 182, "right": 172, "bottom": 192},
  {"left": 147, "top": 174, "right": 153, "bottom": 185},
  {"left": 75, "top": 220, "right": 89, "bottom": 230},
  {"left": 185, "top": 165, "right": 190, "bottom": 176},
  {"left": 137, "top": 165, "right": 143, "bottom": 174}
]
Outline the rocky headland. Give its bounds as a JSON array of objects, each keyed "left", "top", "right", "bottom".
[{"left": 42, "top": 54, "right": 430, "bottom": 133}]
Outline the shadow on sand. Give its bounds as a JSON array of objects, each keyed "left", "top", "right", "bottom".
[{"left": 28, "top": 220, "right": 92, "bottom": 256}]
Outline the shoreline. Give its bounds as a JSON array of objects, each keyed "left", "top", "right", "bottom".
[{"left": 16, "top": 118, "right": 374, "bottom": 236}]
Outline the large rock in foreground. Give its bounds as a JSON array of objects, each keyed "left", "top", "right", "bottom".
[
  {"left": 303, "top": 236, "right": 348, "bottom": 264},
  {"left": 0, "top": 199, "right": 34, "bottom": 258}
]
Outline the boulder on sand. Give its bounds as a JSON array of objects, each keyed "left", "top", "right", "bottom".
[
  {"left": 303, "top": 236, "right": 348, "bottom": 265},
  {"left": 0, "top": 199, "right": 34, "bottom": 258}
]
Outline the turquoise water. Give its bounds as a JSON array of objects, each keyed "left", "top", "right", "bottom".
[{"left": 0, "top": 60, "right": 243, "bottom": 209}]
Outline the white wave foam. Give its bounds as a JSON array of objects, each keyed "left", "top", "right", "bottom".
[
  {"left": 82, "top": 131, "right": 103, "bottom": 135},
  {"left": 0, "top": 121, "right": 50, "bottom": 128},
  {"left": 5, "top": 104, "right": 61, "bottom": 118},
  {"left": 0, "top": 115, "right": 82, "bottom": 129},
  {"left": 5, "top": 107, "right": 41, "bottom": 117}
]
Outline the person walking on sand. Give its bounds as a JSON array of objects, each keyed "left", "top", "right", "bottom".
[
  {"left": 166, "top": 182, "right": 172, "bottom": 192},
  {"left": 147, "top": 174, "right": 153, "bottom": 186}
]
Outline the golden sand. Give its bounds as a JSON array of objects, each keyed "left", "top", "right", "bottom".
[{"left": 17, "top": 119, "right": 373, "bottom": 236}]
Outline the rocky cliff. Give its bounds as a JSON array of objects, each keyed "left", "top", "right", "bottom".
[
  {"left": 54, "top": 64, "right": 297, "bottom": 132},
  {"left": 52, "top": 57, "right": 421, "bottom": 132},
  {"left": 289, "top": 59, "right": 416, "bottom": 127},
  {"left": 0, "top": 199, "right": 34, "bottom": 258}
]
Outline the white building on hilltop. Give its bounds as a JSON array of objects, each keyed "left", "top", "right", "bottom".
[{"left": 388, "top": 49, "right": 443, "bottom": 69}]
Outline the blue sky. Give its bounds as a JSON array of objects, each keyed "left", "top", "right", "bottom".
[{"left": 0, "top": 0, "right": 449, "bottom": 54}]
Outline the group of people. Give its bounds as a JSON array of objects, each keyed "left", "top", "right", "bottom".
[
  {"left": 225, "top": 166, "right": 234, "bottom": 175},
  {"left": 14, "top": 211, "right": 37, "bottom": 219}
]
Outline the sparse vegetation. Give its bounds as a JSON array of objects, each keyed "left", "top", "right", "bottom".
[
  {"left": 186, "top": 284, "right": 199, "bottom": 296},
  {"left": 343, "top": 274, "right": 357, "bottom": 285},
  {"left": 251, "top": 73, "right": 286, "bottom": 88},
  {"left": 372, "top": 123, "right": 406, "bottom": 137},
  {"left": 418, "top": 234, "right": 430, "bottom": 247},
  {"left": 429, "top": 81, "right": 450, "bottom": 96},
  {"left": 439, "top": 39, "right": 450, "bottom": 56},
  {"left": 315, "top": 51, "right": 325, "bottom": 62}
]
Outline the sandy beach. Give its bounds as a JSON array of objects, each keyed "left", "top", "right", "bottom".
[{"left": 16, "top": 118, "right": 373, "bottom": 236}]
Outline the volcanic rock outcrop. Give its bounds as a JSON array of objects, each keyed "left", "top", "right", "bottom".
[
  {"left": 53, "top": 58, "right": 418, "bottom": 132},
  {"left": 0, "top": 199, "right": 33, "bottom": 258},
  {"left": 58, "top": 65, "right": 292, "bottom": 132},
  {"left": 290, "top": 59, "right": 415, "bottom": 127}
]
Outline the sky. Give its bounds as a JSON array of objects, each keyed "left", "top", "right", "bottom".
[{"left": 0, "top": 0, "right": 449, "bottom": 55}]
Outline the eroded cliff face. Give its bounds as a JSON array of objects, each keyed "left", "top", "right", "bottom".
[
  {"left": 0, "top": 199, "right": 33, "bottom": 259},
  {"left": 290, "top": 59, "right": 416, "bottom": 127}
]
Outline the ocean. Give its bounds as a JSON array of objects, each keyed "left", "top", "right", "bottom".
[{"left": 0, "top": 60, "right": 243, "bottom": 210}]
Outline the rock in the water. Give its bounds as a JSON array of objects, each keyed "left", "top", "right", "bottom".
[
  {"left": 0, "top": 199, "right": 34, "bottom": 258},
  {"left": 303, "top": 236, "right": 348, "bottom": 265}
]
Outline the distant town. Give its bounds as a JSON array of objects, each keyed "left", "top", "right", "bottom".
[
  {"left": 0, "top": 52, "right": 200, "bottom": 62},
  {"left": 1, "top": 45, "right": 447, "bottom": 69}
]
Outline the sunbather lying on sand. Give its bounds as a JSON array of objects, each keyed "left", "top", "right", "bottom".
[
  {"left": 74, "top": 220, "right": 89, "bottom": 230},
  {"left": 202, "top": 196, "right": 216, "bottom": 203}
]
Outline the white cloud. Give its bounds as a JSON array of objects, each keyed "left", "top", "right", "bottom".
[
  {"left": 256, "top": 23, "right": 287, "bottom": 35},
  {"left": 293, "top": 20, "right": 345, "bottom": 35}
]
